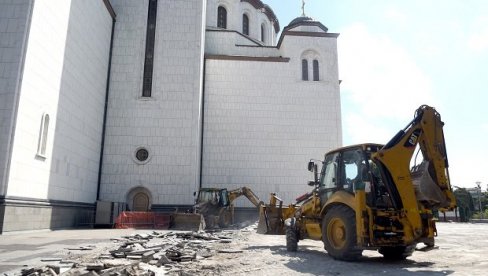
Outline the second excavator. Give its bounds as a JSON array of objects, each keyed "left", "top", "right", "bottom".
[{"left": 194, "top": 186, "right": 263, "bottom": 228}]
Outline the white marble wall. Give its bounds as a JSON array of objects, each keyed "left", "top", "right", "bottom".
[
  {"left": 207, "top": 0, "right": 277, "bottom": 45},
  {"left": 0, "top": 0, "right": 31, "bottom": 195},
  {"left": 202, "top": 33, "right": 342, "bottom": 206},
  {"left": 100, "top": 0, "right": 206, "bottom": 206},
  {"left": 6, "top": 0, "right": 113, "bottom": 202}
]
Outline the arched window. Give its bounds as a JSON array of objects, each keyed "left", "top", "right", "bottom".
[
  {"left": 261, "top": 23, "right": 266, "bottom": 42},
  {"left": 313, "top": 60, "right": 319, "bottom": 81},
  {"left": 217, "top": 6, "right": 227, "bottom": 29},
  {"left": 302, "top": 59, "right": 308, "bottom": 81},
  {"left": 243, "top": 14, "right": 249, "bottom": 35},
  {"left": 37, "top": 113, "right": 50, "bottom": 158}
]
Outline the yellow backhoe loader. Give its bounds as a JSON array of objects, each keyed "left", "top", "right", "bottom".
[
  {"left": 258, "top": 105, "right": 456, "bottom": 260},
  {"left": 194, "top": 187, "right": 263, "bottom": 228}
]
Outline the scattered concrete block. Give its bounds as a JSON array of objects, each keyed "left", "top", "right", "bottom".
[{"left": 41, "top": 258, "right": 63, "bottom": 262}]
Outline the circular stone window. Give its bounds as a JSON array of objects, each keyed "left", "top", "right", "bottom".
[{"left": 134, "top": 147, "right": 150, "bottom": 164}]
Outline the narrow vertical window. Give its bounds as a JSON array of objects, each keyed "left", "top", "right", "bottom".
[
  {"left": 142, "top": 0, "right": 158, "bottom": 97},
  {"left": 217, "top": 6, "right": 227, "bottom": 29},
  {"left": 242, "top": 14, "right": 249, "bottom": 35},
  {"left": 313, "top": 59, "right": 319, "bottom": 81},
  {"left": 302, "top": 59, "right": 309, "bottom": 81},
  {"left": 37, "top": 113, "right": 50, "bottom": 158},
  {"left": 261, "top": 23, "right": 265, "bottom": 42}
]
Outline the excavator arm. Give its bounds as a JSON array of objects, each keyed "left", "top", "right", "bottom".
[
  {"left": 228, "top": 187, "right": 264, "bottom": 207},
  {"left": 373, "top": 105, "right": 456, "bottom": 240}
]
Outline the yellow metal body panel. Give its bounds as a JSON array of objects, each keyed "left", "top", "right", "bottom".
[
  {"left": 321, "top": 191, "right": 356, "bottom": 214},
  {"left": 305, "top": 223, "right": 322, "bottom": 240}
]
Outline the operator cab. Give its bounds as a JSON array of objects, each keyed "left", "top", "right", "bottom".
[
  {"left": 196, "top": 188, "right": 230, "bottom": 207},
  {"left": 309, "top": 143, "right": 393, "bottom": 209}
]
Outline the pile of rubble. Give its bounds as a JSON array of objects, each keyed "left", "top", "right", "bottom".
[{"left": 21, "top": 230, "right": 243, "bottom": 276}]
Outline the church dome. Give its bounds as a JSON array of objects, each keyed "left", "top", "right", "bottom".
[
  {"left": 288, "top": 16, "right": 314, "bottom": 27},
  {"left": 284, "top": 16, "right": 328, "bottom": 33}
]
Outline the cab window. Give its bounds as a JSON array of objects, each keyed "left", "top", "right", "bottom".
[
  {"left": 340, "top": 149, "right": 367, "bottom": 192},
  {"left": 320, "top": 153, "right": 339, "bottom": 189}
]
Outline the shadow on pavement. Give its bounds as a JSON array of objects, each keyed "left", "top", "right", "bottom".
[{"left": 246, "top": 244, "right": 454, "bottom": 276}]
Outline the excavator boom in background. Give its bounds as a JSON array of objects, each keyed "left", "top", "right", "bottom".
[
  {"left": 257, "top": 105, "right": 456, "bottom": 261},
  {"left": 173, "top": 186, "right": 263, "bottom": 230}
]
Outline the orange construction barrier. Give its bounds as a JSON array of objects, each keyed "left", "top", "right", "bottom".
[{"left": 114, "top": 211, "right": 171, "bottom": 229}]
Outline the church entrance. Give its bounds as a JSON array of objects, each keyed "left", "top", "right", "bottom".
[
  {"left": 133, "top": 192, "right": 149, "bottom": 211},
  {"left": 126, "top": 187, "right": 152, "bottom": 211}
]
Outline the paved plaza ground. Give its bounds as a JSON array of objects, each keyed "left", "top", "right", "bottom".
[{"left": 0, "top": 222, "right": 487, "bottom": 275}]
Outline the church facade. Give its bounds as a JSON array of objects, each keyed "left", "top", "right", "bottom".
[{"left": 0, "top": 0, "right": 342, "bottom": 233}]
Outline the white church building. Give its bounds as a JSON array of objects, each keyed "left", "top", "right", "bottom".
[{"left": 0, "top": 0, "right": 342, "bottom": 233}]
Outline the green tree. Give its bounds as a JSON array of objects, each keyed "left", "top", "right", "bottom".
[{"left": 454, "top": 188, "right": 475, "bottom": 222}]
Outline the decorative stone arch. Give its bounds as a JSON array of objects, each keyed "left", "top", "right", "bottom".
[
  {"left": 300, "top": 49, "right": 322, "bottom": 81},
  {"left": 126, "top": 186, "right": 153, "bottom": 211},
  {"left": 217, "top": 5, "right": 228, "bottom": 29},
  {"left": 216, "top": 1, "right": 232, "bottom": 29}
]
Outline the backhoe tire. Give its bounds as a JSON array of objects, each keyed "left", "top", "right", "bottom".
[
  {"left": 379, "top": 245, "right": 415, "bottom": 260},
  {"left": 285, "top": 218, "right": 299, "bottom": 252},
  {"left": 322, "top": 205, "right": 362, "bottom": 261}
]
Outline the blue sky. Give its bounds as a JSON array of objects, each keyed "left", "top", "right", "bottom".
[{"left": 265, "top": 0, "right": 488, "bottom": 189}]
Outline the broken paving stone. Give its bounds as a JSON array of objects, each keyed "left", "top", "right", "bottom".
[
  {"left": 219, "top": 239, "right": 232, "bottom": 243},
  {"left": 156, "top": 255, "right": 172, "bottom": 267},
  {"left": 67, "top": 246, "right": 93, "bottom": 251},
  {"left": 21, "top": 268, "right": 35, "bottom": 276},
  {"left": 217, "top": 249, "right": 243, "bottom": 253},
  {"left": 141, "top": 250, "right": 156, "bottom": 262},
  {"left": 80, "top": 271, "right": 99, "bottom": 276},
  {"left": 196, "top": 250, "right": 214, "bottom": 258},
  {"left": 47, "top": 268, "right": 58, "bottom": 276},
  {"left": 112, "top": 252, "right": 125, "bottom": 258},
  {"left": 61, "top": 268, "right": 90, "bottom": 276},
  {"left": 102, "top": 259, "right": 131, "bottom": 268},
  {"left": 131, "top": 248, "right": 155, "bottom": 255},
  {"left": 41, "top": 258, "right": 63, "bottom": 262},
  {"left": 134, "top": 233, "right": 150, "bottom": 239},
  {"left": 179, "top": 255, "right": 193, "bottom": 263},
  {"left": 46, "top": 265, "right": 60, "bottom": 274},
  {"left": 83, "top": 263, "right": 104, "bottom": 271}
]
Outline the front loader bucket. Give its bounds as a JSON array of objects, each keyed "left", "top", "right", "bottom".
[
  {"left": 170, "top": 213, "right": 206, "bottom": 231},
  {"left": 257, "top": 205, "right": 291, "bottom": 234},
  {"left": 257, "top": 207, "right": 270, "bottom": 234}
]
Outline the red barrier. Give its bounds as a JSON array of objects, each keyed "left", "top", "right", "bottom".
[{"left": 114, "top": 211, "right": 171, "bottom": 229}]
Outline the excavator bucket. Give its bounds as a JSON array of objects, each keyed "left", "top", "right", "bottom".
[
  {"left": 411, "top": 161, "right": 450, "bottom": 209},
  {"left": 170, "top": 213, "right": 206, "bottom": 231}
]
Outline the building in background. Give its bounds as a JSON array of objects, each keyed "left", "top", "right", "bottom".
[{"left": 0, "top": 0, "right": 341, "bottom": 233}]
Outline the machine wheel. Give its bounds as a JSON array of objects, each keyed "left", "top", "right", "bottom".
[
  {"left": 322, "top": 205, "right": 362, "bottom": 261},
  {"left": 285, "top": 218, "right": 299, "bottom": 252},
  {"left": 218, "top": 209, "right": 232, "bottom": 228},
  {"left": 379, "top": 245, "right": 415, "bottom": 260}
]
